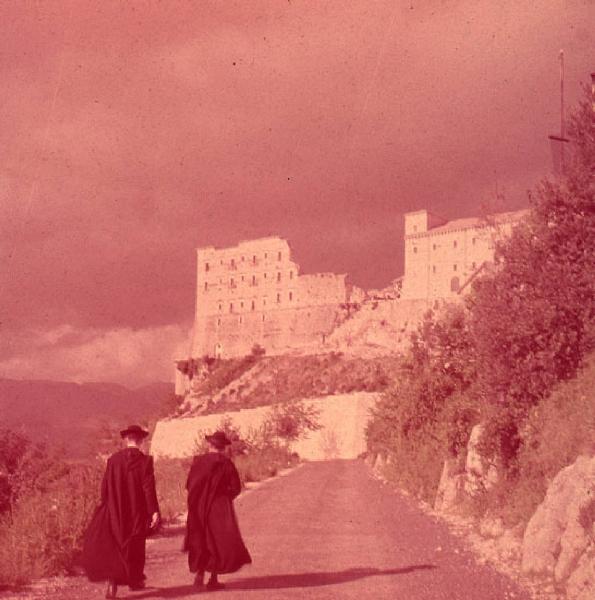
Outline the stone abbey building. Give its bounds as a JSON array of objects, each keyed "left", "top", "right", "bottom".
[
  {"left": 183, "top": 208, "right": 528, "bottom": 364},
  {"left": 401, "top": 209, "right": 528, "bottom": 301},
  {"left": 190, "top": 237, "right": 353, "bottom": 358}
]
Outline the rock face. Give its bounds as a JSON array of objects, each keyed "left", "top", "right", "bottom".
[
  {"left": 433, "top": 424, "right": 498, "bottom": 513},
  {"left": 521, "top": 455, "right": 595, "bottom": 599},
  {"left": 151, "top": 392, "right": 378, "bottom": 461},
  {"left": 464, "top": 424, "right": 498, "bottom": 495},
  {"left": 434, "top": 458, "right": 467, "bottom": 513}
]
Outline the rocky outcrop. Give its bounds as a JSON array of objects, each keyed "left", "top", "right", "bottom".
[
  {"left": 434, "top": 457, "right": 467, "bottom": 513},
  {"left": 521, "top": 455, "right": 595, "bottom": 598},
  {"left": 464, "top": 424, "right": 498, "bottom": 495},
  {"left": 433, "top": 424, "right": 498, "bottom": 513}
]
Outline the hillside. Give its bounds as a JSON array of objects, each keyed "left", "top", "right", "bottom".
[
  {"left": 180, "top": 352, "right": 401, "bottom": 415},
  {"left": 0, "top": 379, "right": 175, "bottom": 457}
]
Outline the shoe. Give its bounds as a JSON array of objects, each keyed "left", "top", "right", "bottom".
[
  {"left": 105, "top": 581, "right": 118, "bottom": 598},
  {"left": 129, "top": 581, "right": 146, "bottom": 591},
  {"left": 193, "top": 572, "right": 205, "bottom": 589},
  {"left": 206, "top": 580, "right": 225, "bottom": 591}
]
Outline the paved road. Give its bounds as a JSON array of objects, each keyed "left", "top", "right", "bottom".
[{"left": 6, "top": 460, "right": 530, "bottom": 599}]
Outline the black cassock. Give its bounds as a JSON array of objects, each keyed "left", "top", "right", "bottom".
[
  {"left": 184, "top": 452, "right": 252, "bottom": 574},
  {"left": 82, "top": 448, "right": 159, "bottom": 585}
]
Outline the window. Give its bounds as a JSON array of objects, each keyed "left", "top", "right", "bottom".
[
  {"left": 432, "top": 244, "right": 436, "bottom": 251},
  {"left": 278, "top": 251, "right": 282, "bottom": 261},
  {"left": 205, "top": 262, "right": 210, "bottom": 272},
  {"left": 277, "top": 272, "right": 281, "bottom": 282},
  {"left": 240, "top": 301, "right": 244, "bottom": 309},
  {"left": 450, "top": 277, "right": 460, "bottom": 292},
  {"left": 413, "top": 246, "right": 418, "bottom": 254},
  {"left": 217, "top": 318, "right": 221, "bottom": 326},
  {"left": 472, "top": 238, "right": 476, "bottom": 245},
  {"left": 229, "top": 303, "right": 233, "bottom": 313},
  {"left": 264, "top": 253, "right": 268, "bottom": 259},
  {"left": 218, "top": 303, "right": 222, "bottom": 312},
  {"left": 230, "top": 277, "right": 235, "bottom": 287},
  {"left": 290, "top": 271, "right": 293, "bottom": 280},
  {"left": 432, "top": 266, "right": 436, "bottom": 274},
  {"left": 231, "top": 258, "right": 235, "bottom": 268},
  {"left": 453, "top": 264, "right": 457, "bottom": 272},
  {"left": 204, "top": 282, "right": 208, "bottom": 291},
  {"left": 239, "top": 316, "right": 243, "bottom": 324},
  {"left": 276, "top": 293, "right": 281, "bottom": 303},
  {"left": 251, "top": 300, "right": 255, "bottom": 311},
  {"left": 264, "top": 273, "right": 267, "bottom": 279},
  {"left": 241, "top": 256, "right": 245, "bottom": 262},
  {"left": 453, "top": 240, "right": 458, "bottom": 248},
  {"left": 241, "top": 275, "right": 244, "bottom": 281},
  {"left": 289, "top": 292, "right": 293, "bottom": 301},
  {"left": 472, "top": 261, "right": 476, "bottom": 269},
  {"left": 262, "top": 314, "right": 266, "bottom": 321},
  {"left": 252, "top": 275, "right": 256, "bottom": 285},
  {"left": 252, "top": 255, "right": 256, "bottom": 264}
]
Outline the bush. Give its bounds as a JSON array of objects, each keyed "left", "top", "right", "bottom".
[
  {"left": 485, "top": 353, "right": 595, "bottom": 526},
  {"left": 0, "top": 460, "right": 103, "bottom": 587}
]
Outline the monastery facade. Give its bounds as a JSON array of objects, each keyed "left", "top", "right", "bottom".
[
  {"left": 401, "top": 209, "right": 528, "bottom": 301},
  {"left": 190, "top": 237, "right": 351, "bottom": 359}
]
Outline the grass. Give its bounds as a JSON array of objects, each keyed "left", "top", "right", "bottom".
[{"left": 0, "top": 461, "right": 103, "bottom": 588}]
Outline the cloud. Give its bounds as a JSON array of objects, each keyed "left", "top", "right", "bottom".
[{"left": 0, "top": 323, "right": 192, "bottom": 385}]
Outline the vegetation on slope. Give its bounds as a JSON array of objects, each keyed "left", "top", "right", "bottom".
[
  {"left": 366, "top": 88, "right": 595, "bottom": 524},
  {"left": 190, "top": 352, "right": 396, "bottom": 415}
]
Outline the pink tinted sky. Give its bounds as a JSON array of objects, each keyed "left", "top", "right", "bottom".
[{"left": 1, "top": 1, "right": 593, "bottom": 384}]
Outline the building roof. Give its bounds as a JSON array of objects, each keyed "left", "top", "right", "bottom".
[{"left": 424, "top": 209, "right": 529, "bottom": 236}]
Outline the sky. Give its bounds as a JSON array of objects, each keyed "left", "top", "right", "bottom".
[{"left": 1, "top": 0, "right": 593, "bottom": 385}]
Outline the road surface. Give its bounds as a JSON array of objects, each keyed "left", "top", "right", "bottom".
[{"left": 5, "top": 460, "right": 530, "bottom": 599}]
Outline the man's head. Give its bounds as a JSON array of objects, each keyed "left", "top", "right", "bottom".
[
  {"left": 120, "top": 425, "right": 149, "bottom": 446},
  {"left": 204, "top": 431, "right": 232, "bottom": 452}
]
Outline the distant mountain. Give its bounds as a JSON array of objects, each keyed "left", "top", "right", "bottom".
[{"left": 0, "top": 379, "right": 175, "bottom": 458}]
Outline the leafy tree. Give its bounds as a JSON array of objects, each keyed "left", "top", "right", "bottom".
[
  {"left": 367, "top": 304, "right": 477, "bottom": 458},
  {"left": 469, "top": 88, "right": 594, "bottom": 417},
  {"left": 265, "top": 399, "right": 321, "bottom": 443}
]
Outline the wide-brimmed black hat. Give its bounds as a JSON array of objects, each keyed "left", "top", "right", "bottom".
[
  {"left": 120, "top": 425, "right": 149, "bottom": 439},
  {"left": 205, "top": 431, "right": 232, "bottom": 448}
]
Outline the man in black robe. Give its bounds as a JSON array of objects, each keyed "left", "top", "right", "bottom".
[
  {"left": 184, "top": 431, "right": 251, "bottom": 591},
  {"left": 82, "top": 425, "right": 160, "bottom": 598}
]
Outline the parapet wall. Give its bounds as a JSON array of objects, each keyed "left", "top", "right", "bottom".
[{"left": 150, "top": 392, "right": 379, "bottom": 460}]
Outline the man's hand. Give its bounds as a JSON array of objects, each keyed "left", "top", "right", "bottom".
[{"left": 150, "top": 512, "right": 160, "bottom": 529}]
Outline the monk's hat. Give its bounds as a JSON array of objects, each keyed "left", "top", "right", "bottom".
[
  {"left": 120, "top": 425, "right": 149, "bottom": 439},
  {"left": 205, "top": 431, "right": 232, "bottom": 449}
]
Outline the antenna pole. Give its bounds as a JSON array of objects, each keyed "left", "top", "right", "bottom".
[{"left": 559, "top": 50, "right": 565, "bottom": 171}]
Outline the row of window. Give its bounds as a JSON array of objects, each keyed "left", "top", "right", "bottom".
[
  {"left": 430, "top": 262, "right": 476, "bottom": 274},
  {"left": 205, "top": 251, "right": 284, "bottom": 272},
  {"left": 217, "top": 313, "right": 269, "bottom": 325},
  {"left": 203, "top": 271, "right": 294, "bottom": 291},
  {"left": 217, "top": 292, "right": 294, "bottom": 313},
  {"left": 412, "top": 238, "right": 478, "bottom": 254}
]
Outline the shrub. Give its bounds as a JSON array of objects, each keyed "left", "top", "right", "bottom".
[{"left": 0, "top": 460, "right": 103, "bottom": 587}]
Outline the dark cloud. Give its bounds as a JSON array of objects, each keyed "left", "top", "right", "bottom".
[{"left": 0, "top": 1, "right": 593, "bottom": 378}]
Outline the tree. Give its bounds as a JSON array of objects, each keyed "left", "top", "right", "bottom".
[
  {"left": 469, "top": 87, "right": 595, "bottom": 416},
  {"left": 467, "top": 87, "right": 594, "bottom": 465}
]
